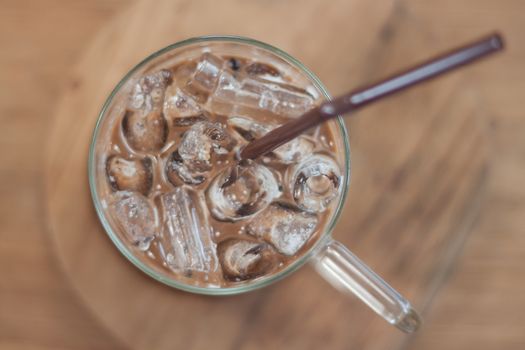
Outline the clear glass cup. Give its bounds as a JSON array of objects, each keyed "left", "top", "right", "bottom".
[{"left": 89, "top": 36, "right": 421, "bottom": 333}]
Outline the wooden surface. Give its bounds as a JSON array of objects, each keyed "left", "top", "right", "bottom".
[{"left": 1, "top": 0, "right": 524, "bottom": 349}]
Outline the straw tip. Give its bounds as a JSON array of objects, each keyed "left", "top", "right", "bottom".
[{"left": 488, "top": 32, "right": 505, "bottom": 51}]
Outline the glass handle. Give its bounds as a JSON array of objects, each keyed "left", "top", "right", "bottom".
[{"left": 311, "top": 239, "right": 421, "bottom": 332}]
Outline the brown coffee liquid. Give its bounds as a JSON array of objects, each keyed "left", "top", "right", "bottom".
[{"left": 97, "top": 50, "right": 344, "bottom": 288}]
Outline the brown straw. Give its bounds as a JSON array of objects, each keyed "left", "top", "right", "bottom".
[{"left": 240, "top": 33, "right": 504, "bottom": 160}]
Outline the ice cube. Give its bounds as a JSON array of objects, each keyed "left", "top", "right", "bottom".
[
  {"left": 217, "top": 238, "right": 277, "bottom": 281},
  {"left": 206, "top": 161, "right": 281, "bottom": 221},
  {"left": 169, "top": 61, "right": 209, "bottom": 104},
  {"left": 106, "top": 155, "right": 153, "bottom": 195},
  {"left": 165, "top": 122, "right": 234, "bottom": 186},
  {"left": 187, "top": 53, "right": 224, "bottom": 94},
  {"left": 261, "top": 79, "right": 315, "bottom": 117},
  {"left": 178, "top": 121, "right": 235, "bottom": 171},
  {"left": 205, "top": 70, "right": 242, "bottom": 115},
  {"left": 122, "top": 109, "right": 168, "bottom": 152},
  {"left": 288, "top": 154, "right": 342, "bottom": 213},
  {"left": 247, "top": 203, "right": 318, "bottom": 256},
  {"left": 159, "top": 187, "right": 218, "bottom": 273},
  {"left": 163, "top": 84, "right": 203, "bottom": 123},
  {"left": 177, "top": 122, "right": 214, "bottom": 170},
  {"left": 211, "top": 75, "right": 315, "bottom": 118},
  {"left": 272, "top": 136, "right": 315, "bottom": 163},
  {"left": 229, "top": 116, "right": 270, "bottom": 142},
  {"left": 165, "top": 150, "right": 206, "bottom": 186},
  {"left": 229, "top": 116, "right": 314, "bottom": 163},
  {"left": 109, "top": 191, "right": 157, "bottom": 251},
  {"left": 129, "top": 70, "right": 172, "bottom": 115}
]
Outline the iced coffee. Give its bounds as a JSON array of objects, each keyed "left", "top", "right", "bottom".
[{"left": 95, "top": 45, "right": 345, "bottom": 288}]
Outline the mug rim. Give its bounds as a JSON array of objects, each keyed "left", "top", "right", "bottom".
[{"left": 88, "top": 35, "right": 351, "bottom": 295}]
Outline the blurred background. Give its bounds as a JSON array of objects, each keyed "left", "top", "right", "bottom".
[{"left": 1, "top": 0, "right": 524, "bottom": 349}]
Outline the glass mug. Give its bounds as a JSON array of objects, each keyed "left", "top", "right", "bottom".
[{"left": 89, "top": 36, "right": 421, "bottom": 333}]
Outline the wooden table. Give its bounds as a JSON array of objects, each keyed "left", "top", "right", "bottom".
[{"left": 1, "top": 0, "right": 524, "bottom": 349}]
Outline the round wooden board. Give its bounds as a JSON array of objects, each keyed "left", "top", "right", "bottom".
[{"left": 45, "top": 0, "right": 489, "bottom": 349}]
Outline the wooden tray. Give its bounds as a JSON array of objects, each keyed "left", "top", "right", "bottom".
[{"left": 45, "top": 0, "right": 488, "bottom": 349}]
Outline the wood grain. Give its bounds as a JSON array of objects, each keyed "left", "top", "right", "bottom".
[
  {"left": 45, "top": 0, "right": 486, "bottom": 349},
  {"left": 404, "top": 1, "right": 525, "bottom": 349},
  {"left": 0, "top": 1, "right": 131, "bottom": 349},
  {"left": 1, "top": 0, "right": 525, "bottom": 349}
]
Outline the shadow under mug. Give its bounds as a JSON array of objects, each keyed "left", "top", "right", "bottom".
[{"left": 89, "top": 35, "right": 421, "bottom": 333}]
